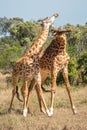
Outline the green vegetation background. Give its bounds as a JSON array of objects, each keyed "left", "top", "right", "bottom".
[{"left": 0, "top": 17, "right": 87, "bottom": 86}]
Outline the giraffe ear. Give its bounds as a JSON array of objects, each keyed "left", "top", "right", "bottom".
[
  {"left": 51, "top": 28, "right": 58, "bottom": 33},
  {"left": 51, "top": 29, "right": 58, "bottom": 36}
]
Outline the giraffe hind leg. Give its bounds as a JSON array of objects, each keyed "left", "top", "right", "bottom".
[
  {"left": 41, "top": 86, "right": 52, "bottom": 92},
  {"left": 16, "top": 86, "right": 23, "bottom": 102},
  {"left": 62, "top": 66, "right": 77, "bottom": 114},
  {"left": 8, "top": 86, "right": 17, "bottom": 113},
  {"left": 8, "top": 75, "right": 19, "bottom": 113}
]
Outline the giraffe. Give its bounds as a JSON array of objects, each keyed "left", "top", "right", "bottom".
[
  {"left": 27, "top": 27, "right": 77, "bottom": 116},
  {"left": 8, "top": 13, "right": 58, "bottom": 117}
]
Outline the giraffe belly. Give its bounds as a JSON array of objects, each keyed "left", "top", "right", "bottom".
[
  {"left": 22, "top": 62, "right": 40, "bottom": 81},
  {"left": 40, "top": 69, "right": 50, "bottom": 83}
]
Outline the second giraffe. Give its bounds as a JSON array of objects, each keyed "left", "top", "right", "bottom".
[{"left": 27, "top": 27, "right": 77, "bottom": 116}]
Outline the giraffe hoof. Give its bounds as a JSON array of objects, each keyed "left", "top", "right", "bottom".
[
  {"left": 46, "top": 109, "right": 53, "bottom": 117},
  {"left": 72, "top": 106, "right": 77, "bottom": 114},
  {"left": 49, "top": 107, "right": 53, "bottom": 115},
  {"left": 23, "top": 109, "right": 27, "bottom": 117},
  {"left": 73, "top": 109, "right": 77, "bottom": 114}
]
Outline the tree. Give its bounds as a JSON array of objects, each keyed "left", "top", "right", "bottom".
[
  {"left": 0, "top": 43, "right": 23, "bottom": 69},
  {"left": 68, "top": 58, "right": 78, "bottom": 85},
  {"left": 0, "top": 17, "right": 23, "bottom": 36},
  {"left": 77, "top": 52, "right": 87, "bottom": 84},
  {"left": 9, "top": 21, "right": 40, "bottom": 46}
]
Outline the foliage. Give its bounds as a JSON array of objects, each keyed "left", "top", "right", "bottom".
[
  {"left": 0, "top": 17, "right": 23, "bottom": 36},
  {"left": 68, "top": 58, "right": 78, "bottom": 85},
  {"left": 9, "top": 21, "right": 40, "bottom": 46},
  {"left": 77, "top": 51, "right": 87, "bottom": 84},
  {"left": 0, "top": 17, "right": 87, "bottom": 85},
  {"left": 0, "top": 42, "right": 23, "bottom": 69}
]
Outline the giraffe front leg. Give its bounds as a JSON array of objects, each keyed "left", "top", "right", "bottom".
[
  {"left": 21, "top": 81, "right": 28, "bottom": 117},
  {"left": 36, "top": 85, "right": 52, "bottom": 116},
  {"left": 49, "top": 79, "right": 56, "bottom": 116},
  {"left": 35, "top": 72, "right": 48, "bottom": 114},
  {"left": 49, "top": 67, "right": 58, "bottom": 116},
  {"left": 62, "top": 66, "right": 77, "bottom": 114},
  {"left": 35, "top": 84, "right": 46, "bottom": 114},
  {"left": 26, "top": 79, "right": 36, "bottom": 113},
  {"left": 35, "top": 73, "right": 52, "bottom": 116}
]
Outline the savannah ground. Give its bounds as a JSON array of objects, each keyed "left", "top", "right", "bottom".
[{"left": 0, "top": 72, "right": 87, "bottom": 130}]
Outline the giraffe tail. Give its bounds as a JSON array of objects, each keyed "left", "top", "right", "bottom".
[
  {"left": 41, "top": 86, "right": 51, "bottom": 93},
  {"left": 16, "top": 86, "right": 23, "bottom": 102}
]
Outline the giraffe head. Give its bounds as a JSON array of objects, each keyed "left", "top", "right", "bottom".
[
  {"left": 50, "top": 28, "right": 73, "bottom": 47},
  {"left": 51, "top": 28, "right": 72, "bottom": 36},
  {"left": 38, "top": 13, "right": 58, "bottom": 28}
]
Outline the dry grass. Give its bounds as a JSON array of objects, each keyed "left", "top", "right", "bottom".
[{"left": 0, "top": 73, "right": 87, "bottom": 130}]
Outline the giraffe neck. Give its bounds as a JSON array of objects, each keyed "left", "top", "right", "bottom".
[
  {"left": 25, "top": 27, "right": 49, "bottom": 57},
  {"left": 42, "top": 35, "right": 67, "bottom": 59},
  {"left": 54, "top": 35, "right": 66, "bottom": 54}
]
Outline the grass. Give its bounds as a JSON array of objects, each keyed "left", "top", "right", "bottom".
[{"left": 0, "top": 72, "right": 87, "bottom": 130}]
